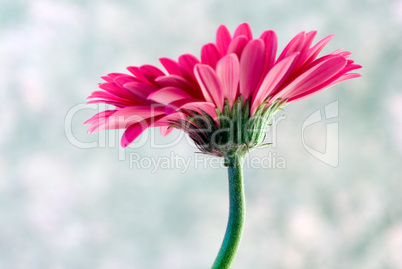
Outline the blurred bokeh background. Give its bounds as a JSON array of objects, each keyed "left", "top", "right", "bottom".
[{"left": 1, "top": 0, "right": 402, "bottom": 268}]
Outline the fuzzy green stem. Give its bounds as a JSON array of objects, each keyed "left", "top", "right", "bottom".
[{"left": 212, "top": 155, "right": 245, "bottom": 269}]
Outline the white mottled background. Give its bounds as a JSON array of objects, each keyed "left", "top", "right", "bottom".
[{"left": 1, "top": 0, "right": 402, "bottom": 268}]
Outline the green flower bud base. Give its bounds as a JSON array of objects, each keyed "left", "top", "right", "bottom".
[{"left": 170, "top": 96, "right": 287, "bottom": 159}]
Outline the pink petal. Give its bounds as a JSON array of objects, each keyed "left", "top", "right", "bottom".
[
  {"left": 288, "top": 73, "right": 361, "bottom": 104},
  {"left": 274, "top": 56, "right": 347, "bottom": 100},
  {"left": 227, "top": 36, "right": 248, "bottom": 58},
  {"left": 139, "top": 65, "right": 165, "bottom": 82},
  {"left": 113, "top": 75, "right": 141, "bottom": 88},
  {"left": 178, "top": 54, "right": 200, "bottom": 84},
  {"left": 127, "top": 66, "right": 150, "bottom": 84},
  {"left": 201, "top": 43, "right": 221, "bottom": 69},
  {"left": 293, "top": 31, "right": 317, "bottom": 70},
  {"left": 98, "top": 82, "right": 125, "bottom": 96},
  {"left": 333, "top": 62, "right": 362, "bottom": 76},
  {"left": 259, "top": 30, "right": 278, "bottom": 73},
  {"left": 89, "top": 89, "right": 118, "bottom": 100},
  {"left": 114, "top": 104, "right": 165, "bottom": 118},
  {"left": 106, "top": 73, "right": 127, "bottom": 80},
  {"left": 303, "top": 31, "right": 317, "bottom": 50},
  {"left": 86, "top": 99, "right": 127, "bottom": 108},
  {"left": 147, "top": 87, "right": 194, "bottom": 104},
  {"left": 301, "top": 34, "right": 334, "bottom": 68},
  {"left": 216, "top": 53, "right": 240, "bottom": 107},
  {"left": 327, "top": 72, "right": 361, "bottom": 86},
  {"left": 155, "top": 75, "right": 193, "bottom": 91},
  {"left": 121, "top": 117, "right": 162, "bottom": 148},
  {"left": 96, "top": 106, "right": 163, "bottom": 136},
  {"left": 155, "top": 75, "right": 203, "bottom": 99},
  {"left": 101, "top": 75, "right": 114, "bottom": 82},
  {"left": 179, "top": 101, "right": 218, "bottom": 120},
  {"left": 233, "top": 23, "right": 253, "bottom": 40},
  {"left": 121, "top": 122, "right": 147, "bottom": 147},
  {"left": 194, "top": 64, "right": 224, "bottom": 111},
  {"left": 85, "top": 110, "right": 120, "bottom": 134},
  {"left": 159, "top": 57, "right": 182, "bottom": 76},
  {"left": 276, "top": 32, "right": 305, "bottom": 63},
  {"left": 87, "top": 91, "right": 135, "bottom": 106},
  {"left": 153, "top": 111, "right": 189, "bottom": 126},
  {"left": 216, "top": 25, "right": 232, "bottom": 55},
  {"left": 164, "top": 98, "right": 203, "bottom": 115},
  {"left": 84, "top": 110, "right": 116, "bottom": 125},
  {"left": 123, "top": 82, "right": 158, "bottom": 101},
  {"left": 302, "top": 53, "right": 335, "bottom": 71},
  {"left": 344, "top": 63, "right": 363, "bottom": 73},
  {"left": 164, "top": 99, "right": 218, "bottom": 120},
  {"left": 239, "top": 39, "right": 265, "bottom": 101},
  {"left": 333, "top": 50, "right": 351, "bottom": 57},
  {"left": 90, "top": 115, "right": 128, "bottom": 133},
  {"left": 98, "top": 82, "right": 139, "bottom": 101},
  {"left": 250, "top": 53, "right": 299, "bottom": 115},
  {"left": 288, "top": 61, "right": 362, "bottom": 103}
]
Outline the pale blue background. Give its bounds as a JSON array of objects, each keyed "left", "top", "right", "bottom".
[{"left": 1, "top": 0, "right": 402, "bottom": 268}]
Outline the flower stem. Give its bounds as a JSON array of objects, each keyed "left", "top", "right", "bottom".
[{"left": 212, "top": 155, "right": 245, "bottom": 269}]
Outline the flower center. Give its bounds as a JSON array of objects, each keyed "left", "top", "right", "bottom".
[{"left": 169, "top": 96, "right": 287, "bottom": 158}]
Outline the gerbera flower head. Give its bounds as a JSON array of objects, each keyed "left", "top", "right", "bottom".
[{"left": 85, "top": 23, "right": 361, "bottom": 159}]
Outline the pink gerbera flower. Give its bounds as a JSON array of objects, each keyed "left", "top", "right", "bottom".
[
  {"left": 85, "top": 23, "right": 361, "bottom": 157},
  {"left": 84, "top": 23, "right": 362, "bottom": 269}
]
